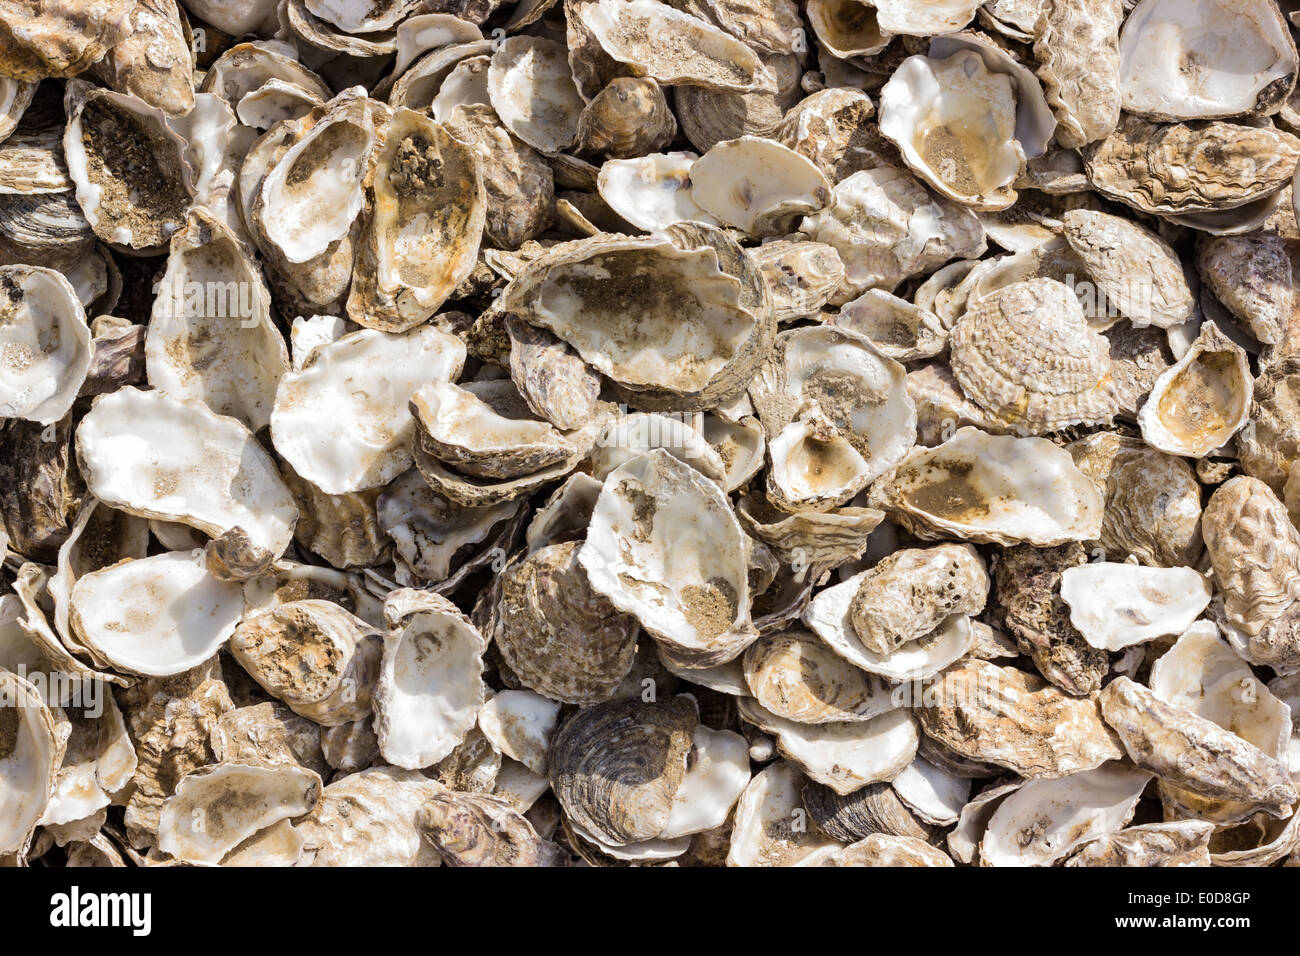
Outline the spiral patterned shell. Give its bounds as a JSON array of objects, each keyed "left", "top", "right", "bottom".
[{"left": 950, "top": 278, "right": 1118, "bottom": 435}]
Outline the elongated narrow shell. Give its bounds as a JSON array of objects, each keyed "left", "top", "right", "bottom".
[
  {"left": 0, "top": 265, "right": 91, "bottom": 425},
  {"left": 0, "top": 669, "right": 62, "bottom": 855},
  {"left": 880, "top": 51, "right": 1025, "bottom": 210},
  {"left": 1119, "top": 0, "right": 1298, "bottom": 122},
  {"left": 1202, "top": 478, "right": 1300, "bottom": 670},
  {"left": 1101, "top": 677, "right": 1296, "bottom": 818},
  {"left": 1196, "top": 234, "right": 1292, "bottom": 347},
  {"left": 146, "top": 206, "right": 287, "bottom": 431},
  {"left": 1033, "top": 0, "right": 1123, "bottom": 148},
  {"left": 915, "top": 659, "right": 1122, "bottom": 778},
  {"left": 1060, "top": 563, "right": 1212, "bottom": 651},
  {"left": 980, "top": 763, "right": 1152, "bottom": 866},
  {"left": 231, "top": 600, "right": 382, "bottom": 726},
  {"left": 1065, "top": 820, "right": 1215, "bottom": 866},
  {"left": 70, "top": 550, "right": 244, "bottom": 676},
  {"left": 580, "top": 450, "right": 756, "bottom": 668},
  {"left": 75, "top": 387, "right": 298, "bottom": 556},
  {"left": 1138, "top": 321, "right": 1252, "bottom": 459},
  {"left": 1061, "top": 209, "right": 1195, "bottom": 329},
  {"left": 417, "top": 790, "right": 566, "bottom": 866},
  {"left": 548, "top": 695, "right": 697, "bottom": 846},
  {"left": 742, "top": 629, "right": 894, "bottom": 724},
  {"left": 950, "top": 278, "right": 1117, "bottom": 434},
  {"left": 62, "top": 84, "right": 194, "bottom": 254},
  {"left": 375, "top": 589, "right": 487, "bottom": 770},
  {"left": 690, "top": 137, "right": 831, "bottom": 236},
  {"left": 157, "top": 761, "right": 321, "bottom": 864},
  {"left": 577, "top": 0, "right": 776, "bottom": 94},
  {"left": 869, "top": 427, "right": 1104, "bottom": 546},
  {"left": 347, "top": 109, "right": 485, "bottom": 332},
  {"left": 271, "top": 327, "right": 466, "bottom": 495}
]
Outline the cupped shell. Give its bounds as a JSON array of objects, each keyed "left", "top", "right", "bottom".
[
  {"left": 0, "top": 266, "right": 91, "bottom": 425},
  {"left": 375, "top": 588, "right": 487, "bottom": 769}
]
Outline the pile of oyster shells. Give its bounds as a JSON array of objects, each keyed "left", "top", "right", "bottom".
[{"left": 3, "top": 0, "right": 1300, "bottom": 868}]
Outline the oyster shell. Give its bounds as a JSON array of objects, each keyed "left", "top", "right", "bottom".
[
  {"left": 1201, "top": 477, "right": 1300, "bottom": 671},
  {"left": 1119, "top": 0, "right": 1298, "bottom": 122},
  {"left": 868, "top": 427, "right": 1104, "bottom": 546},
  {"left": 1138, "top": 321, "right": 1252, "bottom": 459},
  {"left": 580, "top": 450, "right": 756, "bottom": 668},
  {"left": 76, "top": 387, "right": 298, "bottom": 557},
  {"left": 347, "top": 109, "right": 485, "bottom": 332},
  {"left": 742, "top": 629, "right": 894, "bottom": 724},
  {"left": 691, "top": 136, "right": 832, "bottom": 236},
  {"left": 271, "top": 327, "right": 466, "bottom": 494},
  {"left": 0, "top": 265, "right": 91, "bottom": 425},
  {"left": 880, "top": 51, "right": 1024, "bottom": 210},
  {"left": 146, "top": 206, "right": 287, "bottom": 431},
  {"left": 726, "top": 760, "right": 839, "bottom": 866},
  {"left": 573, "top": 77, "right": 677, "bottom": 159},
  {"left": 1033, "top": 0, "right": 1123, "bottom": 148},
  {"left": 1060, "top": 563, "right": 1212, "bottom": 651},
  {"left": 915, "top": 659, "right": 1123, "bottom": 778},
  {"left": 0, "top": 668, "right": 63, "bottom": 855},
  {"left": 1065, "top": 820, "right": 1215, "bottom": 867},
  {"left": 1196, "top": 233, "right": 1293, "bottom": 346},
  {"left": 374, "top": 589, "right": 487, "bottom": 770},
  {"left": 488, "top": 36, "right": 585, "bottom": 154},
  {"left": 980, "top": 763, "right": 1152, "bottom": 866}
]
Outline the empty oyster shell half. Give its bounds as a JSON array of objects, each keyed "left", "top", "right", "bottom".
[
  {"left": 690, "top": 136, "right": 831, "bottom": 236},
  {"left": 76, "top": 387, "right": 298, "bottom": 556},
  {"left": 1138, "top": 321, "right": 1252, "bottom": 459},
  {"left": 488, "top": 36, "right": 585, "bottom": 154},
  {"left": 0, "top": 669, "right": 62, "bottom": 856},
  {"left": 742, "top": 629, "right": 894, "bottom": 724},
  {"left": 880, "top": 51, "right": 1025, "bottom": 210},
  {"left": 0, "top": 265, "right": 91, "bottom": 425},
  {"left": 375, "top": 589, "right": 487, "bottom": 770},
  {"left": 869, "top": 427, "right": 1104, "bottom": 547},
  {"left": 271, "top": 326, "right": 466, "bottom": 495},
  {"left": 580, "top": 449, "right": 757, "bottom": 668},
  {"left": 1119, "top": 0, "right": 1299, "bottom": 122},
  {"left": 70, "top": 550, "right": 243, "bottom": 676},
  {"left": 1060, "top": 563, "right": 1212, "bottom": 651}
]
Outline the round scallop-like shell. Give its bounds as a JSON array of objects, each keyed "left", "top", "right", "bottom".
[
  {"left": 1138, "top": 321, "right": 1252, "bottom": 459},
  {"left": 489, "top": 540, "right": 639, "bottom": 704},
  {"left": 548, "top": 695, "right": 697, "bottom": 846},
  {"left": 950, "top": 278, "right": 1117, "bottom": 435}
]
